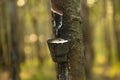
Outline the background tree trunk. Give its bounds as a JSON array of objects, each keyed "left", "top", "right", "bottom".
[
  {"left": 112, "top": 0, "right": 120, "bottom": 62},
  {"left": 81, "top": 0, "right": 94, "bottom": 79},
  {"left": 9, "top": 0, "right": 20, "bottom": 80}
]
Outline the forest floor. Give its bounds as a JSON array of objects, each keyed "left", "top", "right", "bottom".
[
  {"left": 0, "top": 63, "right": 120, "bottom": 80},
  {"left": 0, "top": 70, "right": 9, "bottom": 80},
  {"left": 92, "top": 64, "right": 120, "bottom": 80}
]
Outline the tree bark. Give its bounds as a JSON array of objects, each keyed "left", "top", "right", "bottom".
[
  {"left": 9, "top": 0, "right": 20, "bottom": 80},
  {"left": 112, "top": 0, "right": 120, "bottom": 61},
  {"left": 0, "top": 0, "right": 11, "bottom": 68},
  {"left": 58, "top": 0, "right": 86, "bottom": 80},
  {"left": 81, "top": 0, "right": 94, "bottom": 79}
]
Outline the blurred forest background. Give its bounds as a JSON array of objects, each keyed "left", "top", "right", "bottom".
[{"left": 0, "top": 0, "right": 120, "bottom": 80}]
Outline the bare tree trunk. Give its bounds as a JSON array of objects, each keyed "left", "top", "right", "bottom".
[
  {"left": 112, "top": 0, "right": 120, "bottom": 61},
  {"left": 103, "top": 0, "right": 112, "bottom": 65},
  {"left": 0, "top": 0, "right": 20, "bottom": 79},
  {"left": 0, "top": 0, "right": 11, "bottom": 68},
  {"left": 0, "top": 37, "right": 4, "bottom": 66},
  {"left": 32, "top": 17, "right": 44, "bottom": 65},
  {"left": 81, "top": 0, "right": 94, "bottom": 79},
  {"left": 9, "top": 0, "right": 20, "bottom": 80},
  {"left": 57, "top": 0, "right": 86, "bottom": 80}
]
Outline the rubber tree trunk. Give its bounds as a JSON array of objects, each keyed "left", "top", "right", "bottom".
[
  {"left": 81, "top": 0, "right": 94, "bottom": 79},
  {"left": 57, "top": 0, "right": 86, "bottom": 80},
  {"left": 9, "top": 0, "right": 20, "bottom": 80},
  {"left": 112, "top": 0, "right": 120, "bottom": 62}
]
